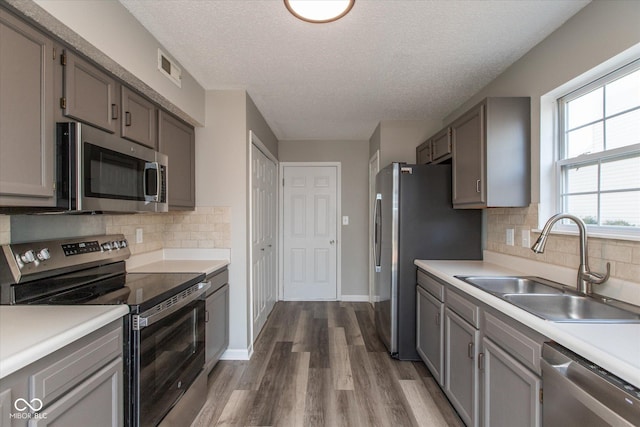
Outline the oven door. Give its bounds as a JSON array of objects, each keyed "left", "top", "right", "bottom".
[{"left": 131, "top": 297, "right": 205, "bottom": 427}]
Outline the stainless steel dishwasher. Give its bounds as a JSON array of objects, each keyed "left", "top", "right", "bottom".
[{"left": 541, "top": 342, "right": 640, "bottom": 426}]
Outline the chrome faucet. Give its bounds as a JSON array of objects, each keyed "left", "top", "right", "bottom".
[{"left": 531, "top": 213, "right": 610, "bottom": 294}]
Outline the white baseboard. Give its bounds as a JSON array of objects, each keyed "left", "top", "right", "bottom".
[
  {"left": 340, "top": 295, "right": 370, "bottom": 302},
  {"left": 219, "top": 348, "right": 252, "bottom": 361}
]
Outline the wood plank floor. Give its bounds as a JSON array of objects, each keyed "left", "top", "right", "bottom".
[{"left": 192, "top": 301, "right": 464, "bottom": 427}]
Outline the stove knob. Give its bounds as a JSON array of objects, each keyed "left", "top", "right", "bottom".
[
  {"left": 21, "top": 250, "right": 36, "bottom": 264},
  {"left": 15, "top": 254, "right": 24, "bottom": 269},
  {"left": 112, "top": 241, "right": 121, "bottom": 250},
  {"left": 37, "top": 248, "right": 51, "bottom": 261},
  {"left": 101, "top": 242, "right": 112, "bottom": 251},
  {"left": 119, "top": 239, "right": 128, "bottom": 248}
]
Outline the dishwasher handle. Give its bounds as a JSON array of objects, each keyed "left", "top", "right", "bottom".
[{"left": 541, "top": 355, "right": 640, "bottom": 426}]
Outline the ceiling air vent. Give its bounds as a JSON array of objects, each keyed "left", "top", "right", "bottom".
[{"left": 158, "top": 49, "right": 182, "bottom": 88}]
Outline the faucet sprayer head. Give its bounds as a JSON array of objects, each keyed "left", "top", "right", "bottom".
[{"left": 531, "top": 234, "right": 547, "bottom": 253}]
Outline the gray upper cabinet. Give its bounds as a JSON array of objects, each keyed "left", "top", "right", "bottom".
[
  {"left": 0, "top": 9, "right": 55, "bottom": 206},
  {"left": 416, "top": 139, "right": 432, "bottom": 164},
  {"left": 121, "top": 86, "right": 157, "bottom": 149},
  {"left": 431, "top": 127, "right": 452, "bottom": 163},
  {"left": 62, "top": 50, "right": 118, "bottom": 133},
  {"left": 158, "top": 110, "right": 196, "bottom": 209},
  {"left": 451, "top": 97, "right": 530, "bottom": 209}
]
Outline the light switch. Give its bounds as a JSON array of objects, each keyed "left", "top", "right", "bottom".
[
  {"left": 342, "top": 216, "right": 349, "bottom": 225},
  {"left": 136, "top": 228, "right": 143, "bottom": 244},
  {"left": 521, "top": 229, "right": 531, "bottom": 247}
]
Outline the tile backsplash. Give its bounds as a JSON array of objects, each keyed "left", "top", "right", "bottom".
[
  {"left": 487, "top": 204, "right": 640, "bottom": 284},
  {"left": 0, "top": 207, "right": 231, "bottom": 254}
]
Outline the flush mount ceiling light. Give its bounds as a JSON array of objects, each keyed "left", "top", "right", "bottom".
[{"left": 284, "top": 0, "right": 355, "bottom": 23}]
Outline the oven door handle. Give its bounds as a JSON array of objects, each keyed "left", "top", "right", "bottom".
[{"left": 133, "top": 281, "right": 210, "bottom": 330}]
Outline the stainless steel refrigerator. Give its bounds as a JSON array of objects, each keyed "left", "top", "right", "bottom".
[{"left": 373, "top": 162, "right": 482, "bottom": 360}]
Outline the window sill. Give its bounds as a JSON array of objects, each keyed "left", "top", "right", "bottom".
[{"left": 532, "top": 226, "right": 640, "bottom": 243}]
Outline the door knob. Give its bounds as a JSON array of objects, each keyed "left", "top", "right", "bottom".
[{"left": 330, "top": 240, "right": 335, "bottom": 244}]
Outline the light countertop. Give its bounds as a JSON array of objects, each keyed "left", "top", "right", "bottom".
[
  {"left": 415, "top": 258, "right": 640, "bottom": 389},
  {"left": 126, "top": 248, "right": 230, "bottom": 276},
  {"left": 0, "top": 305, "right": 129, "bottom": 379}
]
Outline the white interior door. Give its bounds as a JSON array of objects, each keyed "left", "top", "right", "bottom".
[
  {"left": 283, "top": 165, "right": 338, "bottom": 300},
  {"left": 251, "top": 142, "right": 277, "bottom": 341}
]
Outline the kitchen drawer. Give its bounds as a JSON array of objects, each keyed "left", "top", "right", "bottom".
[
  {"left": 485, "top": 311, "right": 543, "bottom": 375},
  {"left": 30, "top": 321, "right": 122, "bottom": 407},
  {"left": 446, "top": 288, "right": 481, "bottom": 328},
  {"left": 417, "top": 269, "right": 445, "bottom": 302}
]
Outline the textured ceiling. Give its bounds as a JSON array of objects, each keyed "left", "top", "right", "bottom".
[{"left": 118, "top": 0, "right": 589, "bottom": 141}]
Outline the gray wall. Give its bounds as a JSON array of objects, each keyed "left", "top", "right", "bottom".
[
  {"left": 369, "top": 120, "right": 441, "bottom": 169},
  {"left": 443, "top": 0, "right": 640, "bottom": 206},
  {"left": 246, "top": 94, "right": 278, "bottom": 158},
  {"left": 279, "top": 140, "right": 369, "bottom": 297},
  {"left": 196, "top": 90, "right": 250, "bottom": 353}
]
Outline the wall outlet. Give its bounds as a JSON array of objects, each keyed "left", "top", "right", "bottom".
[
  {"left": 342, "top": 216, "right": 349, "bottom": 225},
  {"left": 506, "top": 228, "right": 515, "bottom": 246},
  {"left": 521, "top": 229, "right": 531, "bottom": 247},
  {"left": 136, "top": 228, "right": 143, "bottom": 244}
]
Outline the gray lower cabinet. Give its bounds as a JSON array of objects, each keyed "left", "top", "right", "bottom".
[
  {"left": 0, "top": 320, "right": 123, "bottom": 427},
  {"left": 444, "top": 307, "right": 480, "bottom": 427},
  {"left": 158, "top": 110, "right": 196, "bottom": 209},
  {"left": 416, "top": 285, "right": 444, "bottom": 385},
  {"left": 0, "top": 8, "right": 55, "bottom": 206},
  {"left": 121, "top": 86, "right": 157, "bottom": 149},
  {"left": 451, "top": 97, "right": 530, "bottom": 209},
  {"left": 481, "top": 337, "right": 541, "bottom": 427},
  {"left": 62, "top": 50, "right": 118, "bottom": 134},
  {"left": 204, "top": 269, "right": 229, "bottom": 372}
]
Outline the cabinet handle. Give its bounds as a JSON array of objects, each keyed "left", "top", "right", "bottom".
[
  {"left": 111, "top": 104, "right": 118, "bottom": 120},
  {"left": 435, "top": 312, "right": 440, "bottom": 326},
  {"left": 478, "top": 352, "right": 484, "bottom": 370},
  {"left": 468, "top": 342, "right": 474, "bottom": 359},
  {"left": 476, "top": 179, "right": 481, "bottom": 193},
  {"left": 205, "top": 310, "right": 210, "bottom": 323},
  {"left": 125, "top": 111, "right": 132, "bottom": 126}
]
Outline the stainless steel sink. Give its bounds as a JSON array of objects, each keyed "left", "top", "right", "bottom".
[
  {"left": 503, "top": 294, "right": 640, "bottom": 323},
  {"left": 456, "top": 276, "right": 565, "bottom": 295}
]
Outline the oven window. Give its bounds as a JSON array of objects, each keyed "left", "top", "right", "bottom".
[
  {"left": 84, "top": 142, "right": 145, "bottom": 200},
  {"left": 138, "top": 301, "right": 205, "bottom": 427}
]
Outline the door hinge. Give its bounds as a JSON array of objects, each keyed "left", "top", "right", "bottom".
[
  {"left": 60, "top": 52, "right": 66, "bottom": 66},
  {"left": 60, "top": 97, "right": 66, "bottom": 109},
  {"left": 539, "top": 388, "right": 543, "bottom": 404},
  {"left": 282, "top": 178, "right": 285, "bottom": 187}
]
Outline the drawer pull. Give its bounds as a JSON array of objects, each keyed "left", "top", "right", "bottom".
[{"left": 468, "top": 342, "right": 474, "bottom": 359}]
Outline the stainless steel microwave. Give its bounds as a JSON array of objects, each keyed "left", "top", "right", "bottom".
[{"left": 56, "top": 122, "right": 168, "bottom": 213}]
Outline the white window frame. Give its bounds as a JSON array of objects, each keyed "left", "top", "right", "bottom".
[{"left": 548, "top": 58, "right": 640, "bottom": 241}]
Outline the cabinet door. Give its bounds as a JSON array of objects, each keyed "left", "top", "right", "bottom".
[
  {"left": 205, "top": 284, "right": 229, "bottom": 371},
  {"left": 416, "top": 140, "right": 432, "bottom": 164},
  {"left": 431, "top": 128, "right": 452, "bottom": 163},
  {"left": 445, "top": 307, "right": 480, "bottom": 427},
  {"left": 452, "top": 102, "right": 485, "bottom": 207},
  {"left": 416, "top": 286, "right": 444, "bottom": 385},
  {"left": 121, "top": 86, "right": 157, "bottom": 149},
  {"left": 29, "top": 357, "right": 122, "bottom": 427},
  {"left": 0, "top": 10, "right": 55, "bottom": 205},
  {"left": 158, "top": 110, "right": 196, "bottom": 209},
  {"left": 62, "top": 50, "right": 117, "bottom": 133},
  {"left": 482, "top": 338, "right": 541, "bottom": 427}
]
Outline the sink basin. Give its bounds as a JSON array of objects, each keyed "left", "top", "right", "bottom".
[
  {"left": 456, "top": 276, "right": 564, "bottom": 295},
  {"left": 503, "top": 294, "right": 640, "bottom": 323}
]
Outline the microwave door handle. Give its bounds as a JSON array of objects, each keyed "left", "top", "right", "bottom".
[{"left": 144, "top": 161, "right": 160, "bottom": 202}]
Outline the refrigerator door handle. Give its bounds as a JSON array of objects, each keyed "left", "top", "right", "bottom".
[{"left": 374, "top": 193, "right": 382, "bottom": 272}]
